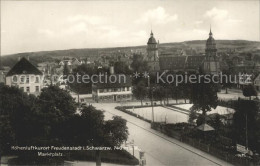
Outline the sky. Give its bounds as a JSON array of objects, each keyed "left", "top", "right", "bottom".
[{"left": 1, "top": 0, "right": 259, "bottom": 55}]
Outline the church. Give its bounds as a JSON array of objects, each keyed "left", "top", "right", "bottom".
[
  {"left": 146, "top": 31, "right": 160, "bottom": 71},
  {"left": 148, "top": 28, "right": 220, "bottom": 74}
]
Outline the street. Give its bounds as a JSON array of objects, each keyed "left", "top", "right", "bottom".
[{"left": 92, "top": 103, "right": 233, "bottom": 166}]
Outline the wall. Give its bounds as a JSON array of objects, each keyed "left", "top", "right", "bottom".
[{"left": 6, "top": 74, "right": 44, "bottom": 95}]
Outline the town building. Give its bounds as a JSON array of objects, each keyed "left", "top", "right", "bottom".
[
  {"left": 37, "top": 62, "right": 57, "bottom": 76},
  {"left": 5, "top": 57, "right": 43, "bottom": 96},
  {"left": 92, "top": 69, "right": 132, "bottom": 102},
  {"left": 146, "top": 31, "right": 160, "bottom": 71},
  {"left": 59, "top": 57, "right": 84, "bottom": 72}
]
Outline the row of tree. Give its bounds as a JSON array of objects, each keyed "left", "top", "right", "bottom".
[{"left": 0, "top": 84, "right": 129, "bottom": 165}]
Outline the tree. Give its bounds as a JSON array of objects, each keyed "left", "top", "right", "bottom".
[
  {"left": 243, "top": 84, "right": 258, "bottom": 100},
  {"left": 114, "top": 61, "right": 132, "bottom": 74},
  {"left": 188, "top": 110, "right": 197, "bottom": 125},
  {"left": 190, "top": 75, "right": 218, "bottom": 122},
  {"left": 221, "top": 69, "right": 233, "bottom": 94},
  {"left": 0, "top": 115, "right": 15, "bottom": 156},
  {"left": 68, "top": 64, "right": 96, "bottom": 104},
  {"left": 0, "top": 84, "right": 130, "bottom": 165},
  {"left": 171, "top": 83, "right": 181, "bottom": 104},
  {"left": 152, "top": 86, "right": 166, "bottom": 105},
  {"left": 132, "top": 81, "right": 148, "bottom": 106},
  {"left": 131, "top": 53, "right": 149, "bottom": 73},
  {"left": 79, "top": 106, "right": 105, "bottom": 145},
  {"left": 63, "top": 63, "right": 70, "bottom": 79},
  {"left": 78, "top": 106, "right": 129, "bottom": 166},
  {"left": 38, "top": 85, "right": 77, "bottom": 118},
  {"left": 233, "top": 99, "right": 259, "bottom": 150},
  {"left": 0, "top": 84, "right": 37, "bottom": 146},
  {"left": 104, "top": 116, "right": 129, "bottom": 146},
  {"left": 207, "top": 114, "right": 222, "bottom": 131}
]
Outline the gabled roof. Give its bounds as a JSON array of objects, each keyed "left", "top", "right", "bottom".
[
  {"left": 6, "top": 57, "right": 43, "bottom": 76},
  {"left": 197, "top": 123, "right": 215, "bottom": 131}
]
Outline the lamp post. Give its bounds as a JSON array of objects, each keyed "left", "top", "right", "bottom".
[
  {"left": 131, "top": 139, "right": 135, "bottom": 157},
  {"left": 151, "top": 87, "right": 155, "bottom": 123},
  {"left": 148, "top": 76, "right": 155, "bottom": 123},
  {"left": 246, "top": 113, "right": 248, "bottom": 150}
]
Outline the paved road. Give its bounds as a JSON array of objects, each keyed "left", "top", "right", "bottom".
[{"left": 92, "top": 103, "right": 233, "bottom": 166}]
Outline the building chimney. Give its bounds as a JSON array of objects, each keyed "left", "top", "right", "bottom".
[
  {"left": 18, "top": 56, "right": 21, "bottom": 61},
  {"left": 27, "top": 55, "right": 30, "bottom": 61},
  {"left": 109, "top": 66, "right": 114, "bottom": 75}
]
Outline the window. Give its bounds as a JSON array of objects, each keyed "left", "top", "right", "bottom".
[
  {"left": 36, "top": 86, "right": 39, "bottom": 92},
  {"left": 13, "top": 76, "right": 18, "bottom": 82},
  {"left": 26, "top": 87, "right": 30, "bottom": 93},
  {"left": 127, "top": 87, "right": 130, "bottom": 91},
  {"left": 26, "top": 77, "right": 29, "bottom": 83},
  {"left": 20, "top": 76, "right": 25, "bottom": 83},
  {"left": 99, "top": 89, "right": 104, "bottom": 93},
  {"left": 20, "top": 87, "right": 24, "bottom": 92},
  {"left": 35, "top": 77, "right": 39, "bottom": 83}
]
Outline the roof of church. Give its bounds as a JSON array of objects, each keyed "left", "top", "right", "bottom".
[
  {"left": 159, "top": 55, "right": 205, "bottom": 71},
  {"left": 6, "top": 57, "right": 43, "bottom": 76},
  {"left": 147, "top": 31, "right": 157, "bottom": 44}
]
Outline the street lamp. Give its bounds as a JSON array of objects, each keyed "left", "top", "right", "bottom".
[
  {"left": 130, "top": 139, "right": 135, "bottom": 157},
  {"left": 148, "top": 75, "right": 155, "bottom": 123}
]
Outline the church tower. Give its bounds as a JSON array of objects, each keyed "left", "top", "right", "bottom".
[
  {"left": 205, "top": 27, "right": 217, "bottom": 57},
  {"left": 147, "top": 31, "right": 160, "bottom": 71},
  {"left": 203, "top": 27, "right": 220, "bottom": 74}
]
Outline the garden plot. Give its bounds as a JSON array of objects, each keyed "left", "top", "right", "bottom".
[
  {"left": 126, "top": 106, "right": 188, "bottom": 124},
  {"left": 174, "top": 104, "right": 235, "bottom": 115}
]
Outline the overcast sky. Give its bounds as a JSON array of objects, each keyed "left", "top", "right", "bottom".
[{"left": 1, "top": 0, "right": 259, "bottom": 55}]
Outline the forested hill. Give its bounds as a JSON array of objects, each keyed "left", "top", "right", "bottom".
[{"left": 2, "top": 40, "right": 260, "bottom": 67}]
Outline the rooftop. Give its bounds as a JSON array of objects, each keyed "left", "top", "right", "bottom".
[{"left": 6, "top": 57, "right": 43, "bottom": 76}]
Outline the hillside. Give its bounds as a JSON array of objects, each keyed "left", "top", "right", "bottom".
[{"left": 2, "top": 40, "right": 260, "bottom": 67}]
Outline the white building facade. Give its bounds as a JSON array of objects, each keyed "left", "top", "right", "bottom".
[{"left": 5, "top": 57, "right": 44, "bottom": 96}]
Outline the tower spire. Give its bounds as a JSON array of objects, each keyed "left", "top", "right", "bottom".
[
  {"left": 150, "top": 30, "right": 153, "bottom": 37},
  {"left": 209, "top": 24, "right": 212, "bottom": 36}
]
